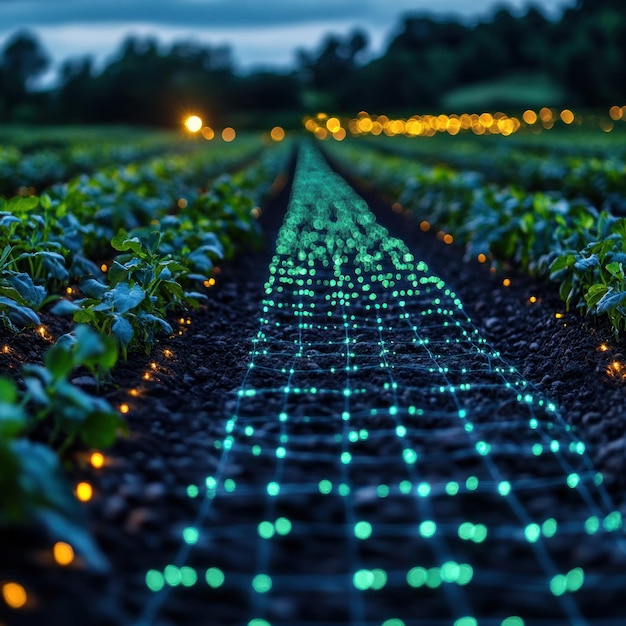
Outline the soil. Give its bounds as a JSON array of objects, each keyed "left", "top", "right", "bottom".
[{"left": 1, "top": 145, "right": 625, "bottom": 626}]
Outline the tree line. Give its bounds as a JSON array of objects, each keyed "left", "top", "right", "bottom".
[{"left": 0, "top": 0, "right": 623, "bottom": 127}]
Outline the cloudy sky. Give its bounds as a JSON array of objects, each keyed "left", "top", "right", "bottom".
[{"left": 0, "top": 0, "right": 575, "bottom": 79}]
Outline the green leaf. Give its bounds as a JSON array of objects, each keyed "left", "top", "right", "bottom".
[
  {"left": 81, "top": 410, "right": 126, "bottom": 449},
  {"left": 111, "top": 283, "right": 145, "bottom": 313},
  {"left": 0, "top": 296, "right": 40, "bottom": 327},
  {"left": 44, "top": 345, "right": 75, "bottom": 380},
  {"left": 112, "top": 315, "right": 134, "bottom": 345},
  {"left": 80, "top": 279, "right": 108, "bottom": 299},
  {"left": 111, "top": 230, "right": 144, "bottom": 255},
  {"left": 51, "top": 299, "right": 81, "bottom": 315},
  {"left": 596, "top": 289, "right": 626, "bottom": 314},
  {"left": 8, "top": 273, "right": 47, "bottom": 308}
]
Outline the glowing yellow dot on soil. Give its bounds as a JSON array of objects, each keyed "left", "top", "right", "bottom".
[
  {"left": 143, "top": 372, "right": 152, "bottom": 381},
  {"left": 164, "top": 350, "right": 173, "bottom": 358},
  {"left": 270, "top": 126, "right": 285, "bottom": 142},
  {"left": 90, "top": 452, "right": 104, "bottom": 468},
  {"left": 38, "top": 326, "right": 46, "bottom": 337},
  {"left": 443, "top": 234, "right": 454, "bottom": 245},
  {"left": 66, "top": 287, "right": 73, "bottom": 294},
  {"left": 119, "top": 403, "right": 130, "bottom": 414},
  {"left": 53, "top": 542, "right": 75, "bottom": 566},
  {"left": 477, "top": 253, "right": 487, "bottom": 263},
  {"left": 100, "top": 264, "right": 108, "bottom": 273},
  {"left": 598, "top": 344, "right": 609, "bottom": 352},
  {"left": 529, "top": 296, "right": 537, "bottom": 304},
  {"left": 129, "top": 388, "right": 140, "bottom": 397},
  {"left": 185, "top": 115, "right": 203, "bottom": 132},
  {"left": 503, "top": 278, "right": 511, "bottom": 287},
  {"left": 2, "top": 582, "right": 27, "bottom": 609},
  {"left": 76, "top": 482, "right": 93, "bottom": 502},
  {"left": 419, "top": 220, "right": 430, "bottom": 232},
  {"left": 2, "top": 345, "right": 9, "bottom": 353},
  {"left": 555, "top": 313, "right": 564, "bottom": 319}
]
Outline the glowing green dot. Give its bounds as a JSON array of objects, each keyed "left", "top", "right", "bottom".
[
  {"left": 604, "top": 511, "right": 622, "bottom": 531},
  {"left": 566, "top": 568, "right": 585, "bottom": 592},
  {"left": 416, "top": 482, "right": 431, "bottom": 497},
  {"left": 224, "top": 479, "right": 236, "bottom": 492},
  {"left": 180, "top": 566, "right": 197, "bottom": 587},
  {"left": 355, "top": 521, "right": 373, "bottom": 539},
  {"left": 183, "top": 527, "right": 199, "bottom": 545},
  {"left": 458, "top": 522, "right": 474, "bottom": 541},
  {"left": 457, "top": 564, "right": 474, "bottom": 585},
  {"left": 338, "top": 483, "right": 351, "bottom": 496},
  {"left": 550, "top": 574, "right": 567, "bottom": 596},
  {"left": 186, "top": 485, "right": 199, "bottom": 498},
  {"left": 395, "top": 425, "right": 406, "bottom": 437},
  {"left": 248, "top": 620, "right": 271, "bottom": 626},
  {"left": 267, "top": 482, "right": 280, "bottom": 496},
  {"left": 146, "top": 569, "right": 165, "bottom": 592},
  {"left": 550, "top": 440, "right": 560, "bottom": 453},
  {"left": 498, "top": 481, "right": 511, "bottom": 496},
  {"left": 206, "top": 567, "right": 225, "bottom": 588},
  {"left": 399, "top": 480, "right": 412, "bottom": 494},
  {"left": 584, "top": 516, "right": 599, "bottom": 535},
  {"left": 164, "top": 565, "right": 181, "bottom": 587},
  {"left": 501, "top": 618, "right": 524, "bottom": 626},
  {"left": 382, "top": 620, "right": 405, "bottom": 626},
  {"left": 377, "top": 484, "right": 390, "bottom": 498},
  {"left": 341, "top": 452, "right": 352, "bottom": 464},
  {"left": 473, "top": 524, "right": 487, "bottom": 543},
  {"left": 353, "top": 569, "right": 374, "bottom": 590},
  {"left": 446, "top": 481, "right": 459, "bottom": 496},
  {"left": 525, "top": 523, "right": 541, "bottom": 543},
  {"left": 258, "top": 521, "right": 275, "bottom": 539},
  {"left": 403, "top": 449, "right": 417, "bottom": 464},
  {"left": 206, "top": 477, "right": 217, "bottom": 489},
  {"left": 567, "top": 473, "right": 580, "bottom": 488},
  {"left": 440, "top": 561, "right": 460, "bottom": 583},
  {"left": 371, "top": 569, "right": 387, "bottom": 590},
  {"left": 425, "top": 568, "right": 442, "bottom": 588},
  {"left": 476, "top": 441, "right": 491, "bottom": 456},
  {"left": 419, "top": 520, "right": 437, "bottom": 538},
  {"left": 318, "top": 479, "right": 332, "bottom": 494},
  {"left": 407, "top": 566, "right": 427, "bottom": 588},
  {"left": 466, "top": 476, "right": 479, "bottom": 491},
  {"left": 542, "top": 518, "right": 557, "bottom": 538},
  {"left": 454, "top": 618, "right": 477, "bottom": 626},
  {"left": 252, "top": 574, "right": 272, "bottom": 593},
  {"left": 532, "top": 443, "right": 543, "bottom": 456},
  {"left": 275, "top": 517, "right": 292, "bottom": 535}
]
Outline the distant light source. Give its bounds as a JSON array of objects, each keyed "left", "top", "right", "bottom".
[
  {"left": 270, "top": 126, "right": 285, "bottom": 142},
  {"left": 222, "top": 127, "right": 236, "bottom": 142},
  {"left": 185, "top": 115, "right": 203, "bottom": 132}
]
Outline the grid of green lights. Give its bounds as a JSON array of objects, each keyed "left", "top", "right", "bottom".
[{"left": 137, "top": 143, "right": 626, "bottom": 626}]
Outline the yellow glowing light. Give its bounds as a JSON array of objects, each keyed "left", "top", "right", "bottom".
[
  {"left": 90, "top": 452, "right": 104, "bottom": 468},
  {"left": 119, "top": 403, "right": 130, "bottom": 414},
  {"left": 53, "top": 542, "right": 75, "bottom": 566},
  {"left": 477, "top": 253, "right": 487, "bottom": 264},
  {"left": 222, "top": 127, "right": 236, "bottom": 142},
  {"left": 326, "top": 117, "right": 341, "bottom": 133},
  {"left": 185, "top": 116, "right": 203, "bottom": 132},
  {"left": 539, "top": 107, "right": 553, "bottom": 123},
  {"left": 419, "top": 221, "right": 431, "bottom": 232},
  {"left": 129, "top": 388, "right": 140, "bottom": 397},
  {"left": 2, "top": 582, "right": 27, "bottom": 609},
  {"left": 333, "top": 128, "right": 347, "bottom": 141},
  {"left": 598, "top": 343, "right": 609, "bottom": 352},
  {"left": 523, "top": 110, "right": 538, "bottom": 124},
  {"left": 150, "top": 362, "right": 157, "bottom": 370},
  {"left": 143, "top": 372, "right": 152, "bottom": 381},
  {"left": 314, "top": 127, "right": 328, "bottom": 140},
  {"left": 555, "top": 313, "right": 564, "bottom": 319},
  {"left": 560, "top": 109, "right": 575, "bottom": 124},
  {"left": 609, "top": 106, "right": 623, "bottom": 121},
  {"left": 76, "top": 482, "right": 93, "bottom": 502},
  {"left": 252, "top": 207, "right": 262, "bottom": 218},
  {"left": 529, "top": 296, "right": 537, "bottom": 304},
  {"left": 163, "top": 349, "right": 173, "bottom": 358},
  {"left": 100, "top": 263, "right": 108, "bottom": 273},
  {"left": 66, "top": 287, "right": 73, "bottom": 295},
  {"left": 270, "top": 126, "right": 285, "bottom": 142},
  {"left": 600, "top": 119, "right": 614, "bottom": 133},
  {"left": 503, "top": 278, "right": 511, "bottom": 287},
  {"left": 443, "top": 234, "right": 454, "bottom": 245},
  {"left": 201, "top": 126, "right": 214, "bottom": 140},
  {"left": 177, "top": 198, "right": 188, "bottom": 209}
]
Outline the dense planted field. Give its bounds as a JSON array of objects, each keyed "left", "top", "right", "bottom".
[{"left": 1, "top": 125, "right": 625, "bottom": 626}]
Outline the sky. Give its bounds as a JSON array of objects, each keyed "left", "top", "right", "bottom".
[{"left": 0, "top": 0, "right": 576, "bottom": 81}]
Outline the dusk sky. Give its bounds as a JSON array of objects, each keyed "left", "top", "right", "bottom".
[{"left": 0, "top": 0, "right": 575, "bottom": 78}]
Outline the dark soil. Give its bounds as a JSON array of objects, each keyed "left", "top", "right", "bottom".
[{"left": 1, "top": 147, "right": 625, "bottom": 626}]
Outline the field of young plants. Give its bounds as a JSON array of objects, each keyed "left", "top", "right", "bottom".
[{"left": 1, "top": 122, "right": 625, "bottom": 626}]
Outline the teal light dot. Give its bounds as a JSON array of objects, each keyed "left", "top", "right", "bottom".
[
  {"left": 525, "top": 523, "right": 541, "bottom": 543},
  {"left": 248, "top": 620, "right": 271, "bottom": 626},
  {"left": 446, "top": 481, "right": 459, "bottom": 496},
  {"left": 275, "top": 517, "right": 292, "bottom": 535},
  {"left": 252, "top": 574, "right": 272, "bottom": 593},
  {"left": 441, "top": 561, "right": 460, "bottom": 583},
  {"left": 382, "top": 620, "right": 405, "bottom": 626},
  {"left": 425, "top": 568, "right": 442, "bottom": 588},
  {"left": 355, "top": 521, "right": 373, "bottom": 539},
  {"left": 459, "top": 522, "right": 474, "bottom": 541},
  {"left": 341, "top": 452, "right": 352, "bottom": 464},
  {"left": 403, "top": 449, "right": 418, "bottom": 464},
  {"left": 371, "top": 569, "right": 387, "bottom": 590},
  {"left": 224, "top": 478, "right": 236, "bottom": 492},
  {"left": 146, "top": 569, "right": 165, "bottom": 592},
  {"left": 186, "top": 485, "right": 199, "bottom": 498},
  {"left": 407, "top": 566, "right": 427, "bottom": 588},
  {"left": 377, "top": 484, "right": 390, "bottom": 498},
  {"left": 498, "top": 481, "right": 511, "bottom": 497},
  {"left": 396, "top": 425, "right": 407, "bottom": 437},
  {"left": 318, "top": 479, "right": 332, "bottom": 494},
  {"left": 542, "top": 518, "right": 558, "bottom": 538},
  {"left": 354, "top": 569, "right": 374, "bottom": 590},
  {"left": 164, "top": 565, "right": 181, "bottom": 587},
  {"left": 550, "top": 574, "right": 567, "bottom": 596},
  {"left": 338, "top": 483, "right": 351, "bottom": 496},
  {"left": 180, "top": 566, "right": 198, "bottom": 587},
  {"left": 566, "top": 568, "right": 585, "bottom": 592},
  {"left": 567, "top": 473, "right": 580, "bottom": 488},
  {"left": 419, "top": 520, "right": 437, "bottom": 538},
  {"left": 205, "top": 567, "right": 225, "bottom": 588},
  {"left": 399, "top": 480, "right": 412, "bottom": 494},
  {"left": 258, "top": 521, "right": 275, "bottom": 539},
  {"left": 183, "top": 527, "right": 199, "bottom": 545},
  {"left": 584, "top": 516, "right": 599, "bottom": 535},
  {"left": 473, "top": 524, "right": 487, "bottom": 543},
  {"left": 457, "top": 564, "right": 474, "bottom": 585},
  {"left": 466, "top": 476, "right": 479, "bottom": 491},
  {"left": 476, "top": 441, "right": 491, "bottom": 456},
  {"left": 604, "top": 511, "right": 622, "bottom": 531},
  {"left": 417, "top": 482, "right": 431, "bottom": 497},
  {"left": 532, "top": 443, "right": 543, "bottom": 456},
  {"left": 252, "top": 445, "right": 261, "bottom": 456},
  {"left": 454, "top": 618, "right": 477, "bottom": 626},
  {"left": 502, "top": 618, "right": 524, "bottom": 626},
  {"left": 267, "top": 482, "right": 280, "bottom": 496}
]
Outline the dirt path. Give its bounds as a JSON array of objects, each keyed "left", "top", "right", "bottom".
[{"left": 4, "top": 143, "right": 626, "bottom": 626}]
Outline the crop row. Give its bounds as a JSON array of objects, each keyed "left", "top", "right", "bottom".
[
  {"left": 0, "top": 139, "right": 289, "bottom": 564},
  {"left": 360, "top": 135, "right": 626, "bottom": 213},
  {"left": 328, "top": 142, "right": 626, "bottom": 335}
]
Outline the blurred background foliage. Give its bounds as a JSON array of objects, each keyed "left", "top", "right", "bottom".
[{"left": 0, "top": 0, "right": 623, "bottom": 127}]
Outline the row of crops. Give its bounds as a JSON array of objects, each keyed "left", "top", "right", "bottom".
[
  {"left": 0, "top": 130, "right": 290, "bottom": 564},
  {"left": 327, "top": 134, "right": 626, "bottom": 335}
]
